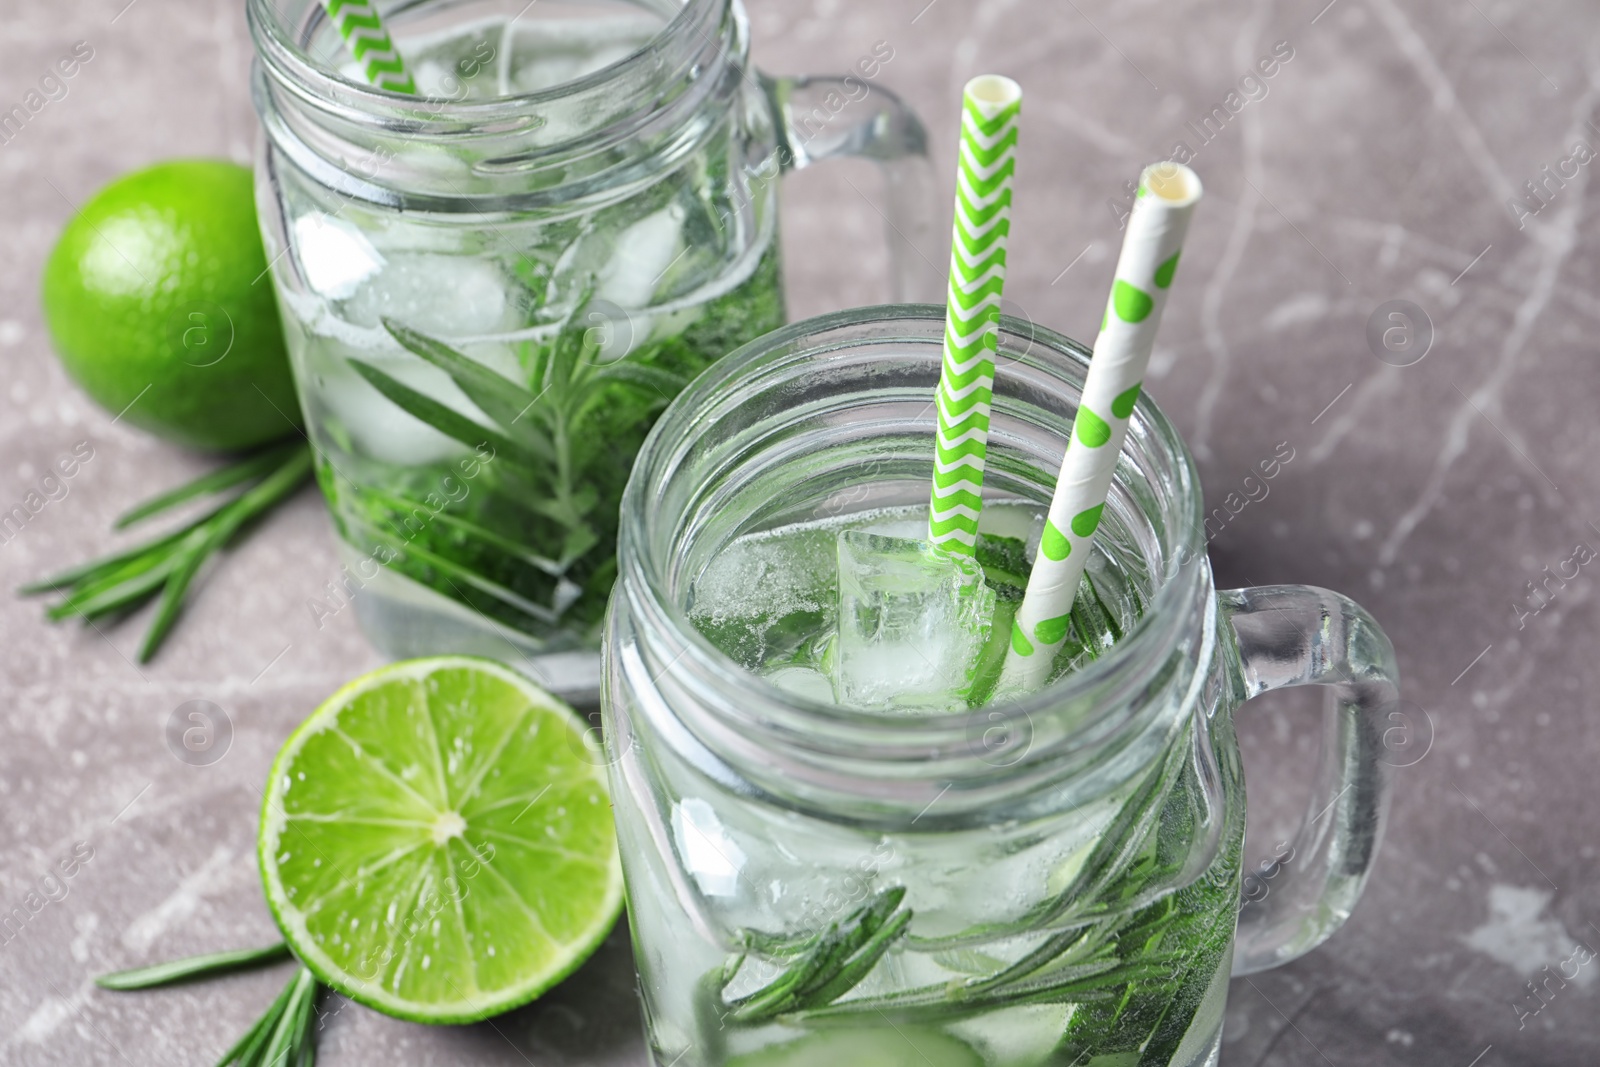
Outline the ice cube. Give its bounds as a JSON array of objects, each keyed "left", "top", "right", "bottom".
[
  {"left": 293, "top": 213, "right": 385, "bottom": 299},
  {"left": 833, "top": 530, "right": 996, "bottom": 712},
  {"left": 951, "top": 1005, "right": 1074, "bottom": 1067},
  {"left": 401, "top": 20, "right": 503, "bottom": 100},
  {"left": 688, "top": 524, "right": 838, "bottom": 670},
  {"left": 504, "top": 17, "right": 663, "bottom": 95},
  {"left": 597, "top": 204, "right": 685, "bottom": 309},
  {"left": 342, "top": 252, "right": 515, "bottom": 338},
  {"left": 304, "top": 344, "right": 471, "bottom": 467},
  {"left": 764, "top": 666, "right": 836, "bottom": 704}
]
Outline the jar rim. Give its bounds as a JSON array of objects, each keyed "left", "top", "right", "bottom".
[
  {"left": 248, "top": 0, "right": 725, "bottom": 128},
  {"left": 617, "top": 303, "right": 1211, "bottom": 772}
]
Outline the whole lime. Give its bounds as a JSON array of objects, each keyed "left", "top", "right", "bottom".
[{"left": 42, "top": 159, "right": 302, "bottom": 451}]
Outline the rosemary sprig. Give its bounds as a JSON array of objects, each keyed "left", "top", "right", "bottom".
[
  {"left": 255, "top": 968, "right": 319, "bottom": 1067},
  {"left": 97, "top": 945, "right": 324, "bottom": 1067},
  {"left": 701, "top": 712, "right": 1239, "bottom": 1055},
  {"left": 346, "top": 360, "right": 549, "bottom": 470},
  {"left": 218, "top": 967, "right": 319, "bottom": 1067},
  {"left": 716, "top": 887, "right": 913, "bottom": 1025},
  {"left": 777, "top": 957, "right": 1183, "bottom": 1026},
  {"left": 359, "top": 296, "right": 686, "bottom": 586},
  {"left": 215, "top": 968, "right": 303, "bottom": 1067},
  {"left": 21, "top": 442, "right": 314, "bottom": 661},
  {"left": 967, "top": 535, "right": 1125, "bottom": 704},
  {"left": 112, "top": 446, "right": 301, "bottom": 529},
  {"left": 906, "top": 730, "right": 1190, "bottom": 952},
  {"left": 96, "top": 942, "right": 292, "bottom": 990},
  {"left": 377, "top": 320, "right": 555, "bottom": 460}
]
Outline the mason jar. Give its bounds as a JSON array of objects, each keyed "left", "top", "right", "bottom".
[
  {"left": 602, "top": 306, "right": 1400, "bottom": 1066},
  {"left": 248, "top": 0, "right": 935, "bottom": 699}
]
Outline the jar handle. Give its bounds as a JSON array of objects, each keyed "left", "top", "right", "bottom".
[
  {"left": 763, "top": 73, "right": 941, "bottom": 302},
  {"left": 1218, "top": 584, "right": 1400, "bottom": 975}
]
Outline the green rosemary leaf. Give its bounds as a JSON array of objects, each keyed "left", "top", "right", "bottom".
[
  {"left": 114, "top": 443, "right": 301, "bottom": 529},
  {"left": 524, "top": 484, "right": 599, "bottom": 528},
  {"left": 558, "top": 524, "right": 601, "bottom": 570},
  {"left": 737, "top": 928, "right": 819, "bottom": 958},
  {"left": 137, "top": 447, "right": 313, "bottom": 662},
  {"left": 284, "top": 974, "right": 321, "bottom": 1067},
  {"left": 727, "top": 888, "right": 909, "bottom": 1025},
  {"left": 566, "top": 364, "right": 665, "bottom": 441},
  {"left": 1044, "top": 959, "right": 1157, "bottom": 1053},
  {"left": 958, "top": 925, "right": 1091, "bottom": 995},
  {"left": 928, "top": 947, "right": 1009, "bottom": 976},
  {"left": 348, "top": 360, "right": 548, "bottom": 471},
  {"left": 135, "top": 544, "right": 211, "bottom": 662},
  {"left": 973, "top": 534, "right": 1030, "bottom": 598},
  {"left": 1011, "top": 956, "right": 1177, "bottom": 1002},
  {"left": 1133, "top": 912, "right": 1234, "bottom": 1065},
  {"left": 774, "top": 980, "right": 959, "bottom": 1025},
  {"left": 95, "top": 942, "right": 292, "bottom": 990},
  {"left": 215, "top": 967, "right": 301, "bottom": 1067},
  {"left": 385, "top": 533, "right": 560, "bottom": 623},
  {"left": 925, "top": 737, "right": 1189, "bottom": 955},
  {"left": 783, "top": 957, "right": 1163, "bottom": 1027},
  {"left": 297, "top": 1001, "right": 319, "bottom": 1067},
  {"left": 1115, "top": 890, "right": 1180, "bottom": 949},
  {"left": 720, "top": 721, "right": 1233, "bottom": 1040},
  {"left": 524, "top": 337, "right": 554, "bottom": 402},
  {"left": 1055, "top": 941, "right": 1206, "bottom": 1060},
  {"left": 1036, "top": 742, "right": 1187, "bottom": 925},
  {"left": 964, "top": 597, "right": 1017, "bottom": 707},
  {"left": 258, "top": 969, "right": 315, "bottom": 1067},
  {"left": 791, "top": 888, "right": 906, "bottom": 998},
  {"left": 46, "top": 548, "right": 188, "bottom": 622},
  {"left": 718, "top": 953, "right": 748, "bottom": 986},
  {"left": 1049, "top": 833, "right": 1240, "bottom": 1061},
  {"left": 18, "top": 505, "right": 222, "bottom": 595},
  {"left": 26, "top": 444, "right": 313, "bottom": 659},
  {"left": 1089, "top": 571, "right": 1125, "bottom": 644},
  {"left": 1071, "top": 573, "right": 1116, "bottom": 657},
  {"left": 380, "top": 319, "right": 556, "bottom": 457},
  {"left": 726, "top": 938, "right": 835, "bottom": 1021},
  {"left": 586, "top": 361, "right": 685, "bottom": 398},
  {"left": 359, "top": 487, "right": 564, "bottom": 574},
  {"left": 545, "top": 295, "right": 592, "bottom": 398},
  {"left": 793, "top": 906, "right": 912, "bottom": 1008}
]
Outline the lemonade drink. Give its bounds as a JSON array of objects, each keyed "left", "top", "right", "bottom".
[
  {"left": 609, "top": 501, "right": 1243, "bottom": 1067},
  {"left": 252, "top": 0, "right": 828, "bottom": 692},
  {"left": 603, "top": 307, "right": 1397, "bottom": 1067}
]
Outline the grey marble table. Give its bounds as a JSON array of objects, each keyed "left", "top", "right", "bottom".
[{"left": 3, "top": 0, "right": 1598, "bottom": 1064}]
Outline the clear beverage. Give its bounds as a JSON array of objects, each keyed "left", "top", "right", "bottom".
[
  {"left": 255, "top": 0, "right": 936, "bottom": 693},
  {"left": 604, "top": 307, "right": 1399, "bottom": 1067},
  {"left": 693, "top": 503, "right": 1136, "bottom": 707},
  {"left": 617, "top": 501, "right": 1243, "bottom": 1067},
  {"left": 269, "top": 7, "right": 783, "bottom": 667}
]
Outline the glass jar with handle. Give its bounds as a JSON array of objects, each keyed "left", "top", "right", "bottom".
[
  {"left": 248, "top": 0, "right": 935, "bottom": 699},
  {"left": 603, "top": 305, "right": 1399, "bottom": 1066}
]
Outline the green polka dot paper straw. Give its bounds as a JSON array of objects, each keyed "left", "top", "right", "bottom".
[
  {"left": 1002, "top": 162, "right": 1202, "bottom": 692},
  {"left": 929, "top": 75, "right": 1023, "bottom": 556},
  {"left": 325, "top": 0, "right": 416, "bottom": 93}
]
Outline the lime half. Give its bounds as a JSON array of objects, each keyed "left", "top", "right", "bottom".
[{"left": 259, "top": 656, "right": 622, "bottom": 1023}]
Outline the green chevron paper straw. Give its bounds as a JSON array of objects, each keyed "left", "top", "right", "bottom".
[
  {"left": 1001, "top": 162, "right": 1203, "bottom": 693},
  {"left": 325, "top": 0, "right": 416, "bottom": 93},
  {"left": 929, "top": 75, "right": 1023, "bottom": 556}
]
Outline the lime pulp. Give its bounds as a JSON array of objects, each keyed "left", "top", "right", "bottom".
[{"left": 258, "top": 656, "right": 622, "bottom": 1023}]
